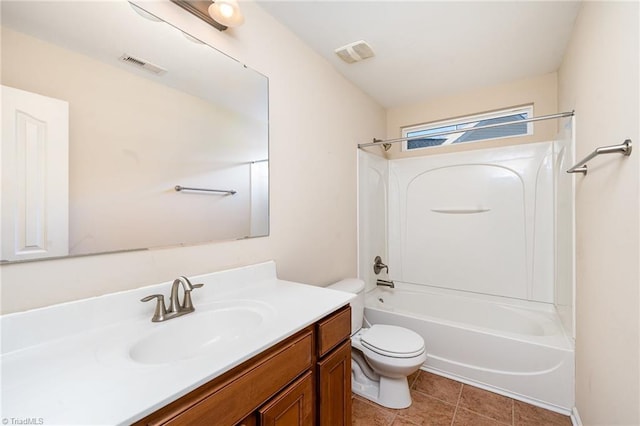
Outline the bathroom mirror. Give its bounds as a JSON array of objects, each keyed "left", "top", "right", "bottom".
[{"left": 0, "top": 1, "right": 269, "bottom": 263}]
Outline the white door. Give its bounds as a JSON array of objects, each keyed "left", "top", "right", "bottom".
[{"left": 1, "top": 85, "right": 69, "bottom": 261}]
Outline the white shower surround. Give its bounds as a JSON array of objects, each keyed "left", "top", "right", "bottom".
[
  {"left": 357, "top": 140, "right": 575, "bottom": 412},
  {"left": 388, "top": 142, "right": 555, "bottom": 302}
]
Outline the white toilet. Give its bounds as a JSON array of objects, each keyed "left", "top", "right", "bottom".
[{"left": 328, "top": 278, "right": 426, "bottom": 409}]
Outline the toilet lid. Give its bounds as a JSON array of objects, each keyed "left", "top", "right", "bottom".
[{"left": 360, "top": 324, "right": 425, "bottom": 358}]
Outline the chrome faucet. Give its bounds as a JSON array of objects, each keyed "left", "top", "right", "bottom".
[
  {"left": 168, "top": 276, "right": 202, "bottom": 314},
  {"left": 141, "top": 276, "right": 203, "bottom": 322}
]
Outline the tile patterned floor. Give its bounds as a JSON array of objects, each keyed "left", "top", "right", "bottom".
[{"left": 352, "top": 370, "right": 573, "bottom": 426}]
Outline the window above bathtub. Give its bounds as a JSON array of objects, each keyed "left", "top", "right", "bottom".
[{"left": 402, "top": 105, "right": 533, "bottom": 151}]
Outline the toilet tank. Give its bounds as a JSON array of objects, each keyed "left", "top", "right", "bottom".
[{"left": 327, "top": 278, "right": 365, "bottom": 335}]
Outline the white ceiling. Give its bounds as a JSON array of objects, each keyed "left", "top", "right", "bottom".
[{"left": 258, "top": 1, "right": 582, "bottom": 108}]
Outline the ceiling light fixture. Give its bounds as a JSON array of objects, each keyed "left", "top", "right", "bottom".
[
  {"left": 170, "top": 0, "right": 244, "bottom": 32},
  {"left": 208, "top": 0, "right": 244, "bottom": 28}
]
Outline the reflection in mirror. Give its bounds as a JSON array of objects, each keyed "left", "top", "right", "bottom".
[{"left": 1, "top": 1, "right": 269, "bottom": 263}]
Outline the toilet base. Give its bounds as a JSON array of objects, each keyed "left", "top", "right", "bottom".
[{"left": 351, "top": 363, "right": 412, "bottom": 409}]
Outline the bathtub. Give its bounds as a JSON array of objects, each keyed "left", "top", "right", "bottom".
[{"left": 364, "top": 284, "right": 575, "bottom": 413}]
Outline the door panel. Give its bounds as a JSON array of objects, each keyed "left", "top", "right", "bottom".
[{"left": 1, "top": 85, "right": 69, "bottom": 261}]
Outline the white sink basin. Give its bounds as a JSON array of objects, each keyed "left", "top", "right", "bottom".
[{"left": 129, "top": 300, "right": 275, "bottom": 365}]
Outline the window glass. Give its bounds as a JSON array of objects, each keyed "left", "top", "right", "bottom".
[{"left": 404, "top": 107, "right": 533, "bottom": 151}]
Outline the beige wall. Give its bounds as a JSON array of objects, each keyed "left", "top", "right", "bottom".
[
  {"left": 558, "top": 2, "right": 639, "bottom": 425},
  {"left": 385, "top": 72, "right": 558, "bottom": 159},
  {"left": 0, "top": 1, "right": 385, "bottom": 314}
]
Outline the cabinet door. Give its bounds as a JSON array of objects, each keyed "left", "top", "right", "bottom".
[
  {"left": 317, "top": 340, "right": 351, "bottom": 426},
  {"left": 235, "top": 413, "right": 257, "bottom": 426},
  {"left": 259, "top": 371, "right": 314, "bottom": 426}
]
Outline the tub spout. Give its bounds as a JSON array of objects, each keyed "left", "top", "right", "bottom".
[{"left": 376, "top": 279, "right": 395, "bottom": 289}]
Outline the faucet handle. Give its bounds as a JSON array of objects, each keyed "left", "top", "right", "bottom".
[
  {"left": 181, "top": 283, "right": 203, "bottom": 311},
  {"left": 176, "top": 276, "right": 204, "bottom": 291},
  {"left": 141, "top": 294, "right": 167, "bottom": 322},
  {"left": 373, "top": 256, "right": 389, "bottom": 275}
]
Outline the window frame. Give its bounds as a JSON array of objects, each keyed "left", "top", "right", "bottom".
[{"left": 401, "top": 105, "right": 534, "bottom": 152}]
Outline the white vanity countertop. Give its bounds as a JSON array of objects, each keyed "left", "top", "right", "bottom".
[{"left": 0, "top": 261, "right": 354, "bottom": 425}]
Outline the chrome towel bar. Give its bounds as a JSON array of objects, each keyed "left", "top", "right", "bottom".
[
  {"left": 566, "top": 139, "right": 632, "bottom": 175},
  {"left": 174, "top": 185, "right": 237, "bottom": 195}
]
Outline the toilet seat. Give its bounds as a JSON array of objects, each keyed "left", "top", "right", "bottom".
[{"left": 359, "top": 325, "right": 425, "bottom": 359}]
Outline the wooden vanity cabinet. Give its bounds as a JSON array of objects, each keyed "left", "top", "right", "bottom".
[
  {"left": 315, "top": 306, "right": 352, "bottom": 426},
  {"left": 134, "top": 305, "right": 351, "bottom": 426},
  {"left": 258, "top": 371, "right": 314, "bottom": 425},
  {"left": 317, "top": 341, "right": 351, "bottom": 426}
]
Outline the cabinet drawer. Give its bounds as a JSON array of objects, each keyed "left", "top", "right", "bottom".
[
  {"left": 138, "top": 329, "right": 313, "bottom": 426},
  {"left": 316, "top": 305, "right": 351, "bottom": 357}
]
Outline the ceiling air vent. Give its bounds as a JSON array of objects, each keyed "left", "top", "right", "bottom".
[
  {"left": 119, "top": 54, "right": 167, "bottom": 75},
  {"left": 334, "top": 40, "right": 375, "bottom": 64}
]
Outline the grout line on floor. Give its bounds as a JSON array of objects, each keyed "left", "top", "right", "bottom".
[
  {"left": 450, "top": 403, "right": 459, "bottom": 426},
  {"left": 448, "top": 382, "right": 464, "bottom": 426},
  {"left": 388, "top": 412, "right": 396, "bottom": 426}
]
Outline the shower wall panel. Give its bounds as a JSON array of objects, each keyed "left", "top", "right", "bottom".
[
  {"left": 554, "top": 119, "right": 575, "bottom": 339},
  {"left": 388, "top": 143, "right": 555, "bottom": 303},
  {"left": 357, "top": 150, "right": 389, "bottom": 291}
]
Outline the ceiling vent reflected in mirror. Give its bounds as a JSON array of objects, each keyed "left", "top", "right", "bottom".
[
  {"left": 119, "top": 54, "right": 167, "bottom": 75},
  {"left": 334, "top": 40, "right": 375, "bottom": 64}
]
